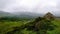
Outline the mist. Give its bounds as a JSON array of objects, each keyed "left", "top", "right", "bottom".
[{"left": 0, "top": 0, "right": 60, "bottom": 16}]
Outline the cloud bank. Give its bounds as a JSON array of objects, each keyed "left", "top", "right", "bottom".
[{"left": 0, "top": 0, "right": 60, "bottom": 15}]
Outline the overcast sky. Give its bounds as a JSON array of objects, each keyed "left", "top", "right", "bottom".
[{"left": 0, "top": 0, "right": 60, "bottom": 15}]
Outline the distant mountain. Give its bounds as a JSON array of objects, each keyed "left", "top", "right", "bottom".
[
  {"left": 0, "top": 11, "right": 44, "bottom": 20},
  {"left": 12, "top": 12, "right": 43, "bottom": 18},
  {"left": 0, "top": 11, "right": 15, "bottom": 17},
  {"left": 0, "top": 11, "right": 60, "bottom": 18}
]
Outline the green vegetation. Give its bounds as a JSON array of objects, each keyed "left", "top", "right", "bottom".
[
  {"left": 0, "top": 12, "right": 60, "bottom": 34},
  {"left": 49, "top": 19, "right": 60, "bottom": 34},
  {"left": 0, "top": 19, "right": 60, "bottom": 34}
]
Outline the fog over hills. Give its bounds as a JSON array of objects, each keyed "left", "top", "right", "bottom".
[
  {"left": 0, "top": 11, "right": 43, "bottom": 18},
  {"left": 0, "top": 11, "right": 60, "bottom": 18},
  {"left": 0, "top": 0, "right": 60, "bottom": 17},
  {"left": 0, "top": 11, "right": 14, "bottom": 17}
]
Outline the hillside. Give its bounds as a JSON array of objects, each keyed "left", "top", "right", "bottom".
[
  {"left": 0, "top": 11, "right": 15, "bottom": 17},
  {"left": 0, "top": 11, "right": 43, "bottom": 18},
  {"left": 13, "top": 12, "right": 43, "bottom": 18}
]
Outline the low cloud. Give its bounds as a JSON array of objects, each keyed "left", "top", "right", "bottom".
[{"left": 0, "top": 0, "right": 60, "bottom": 15}]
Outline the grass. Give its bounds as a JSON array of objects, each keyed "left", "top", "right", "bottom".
[
  {"left": 48, "top": 19, "right": 60, "bottom": 34},
  {"left": 0, "top": 19, "right": 60, "bottom": 34},
  {"left": 0, "top": 21, "right": 24, "bottom": 34}
]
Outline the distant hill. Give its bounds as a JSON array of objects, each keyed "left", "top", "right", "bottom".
[
  {"left": 0, "top": 11, "right": 60, "bottom": 19},
  {"left": 0, "top": 11, "right": 43, "bottom": 19},
  {"left": 12, "top": 12, "right": 43, "bottom": 18},
  {"left": 0, "top": 11, "right": 15, "bottom": 17},
  {"left": 0, "top": 11, "right": 43, "bottom": 21}
]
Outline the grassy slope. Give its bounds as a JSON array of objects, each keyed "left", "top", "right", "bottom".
[
  {"left": 49, "top": 19, "right": 60, "bottom": 34},
  {"left": 0, "top": 19, "right": 60, "bottom": 34},
  {"left": 22, "top": 19, "right": 60, "bottom": 34},
  {"left": 0, "top": 21, "right": 24, "bottom": 34}
]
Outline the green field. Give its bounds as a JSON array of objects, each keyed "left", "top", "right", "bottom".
[
  {"left": 0, "top": 19, "right": 60, "bottom": 34},
  {"left": 49, "top": 19, "right": 60, "bottom": 34}
]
